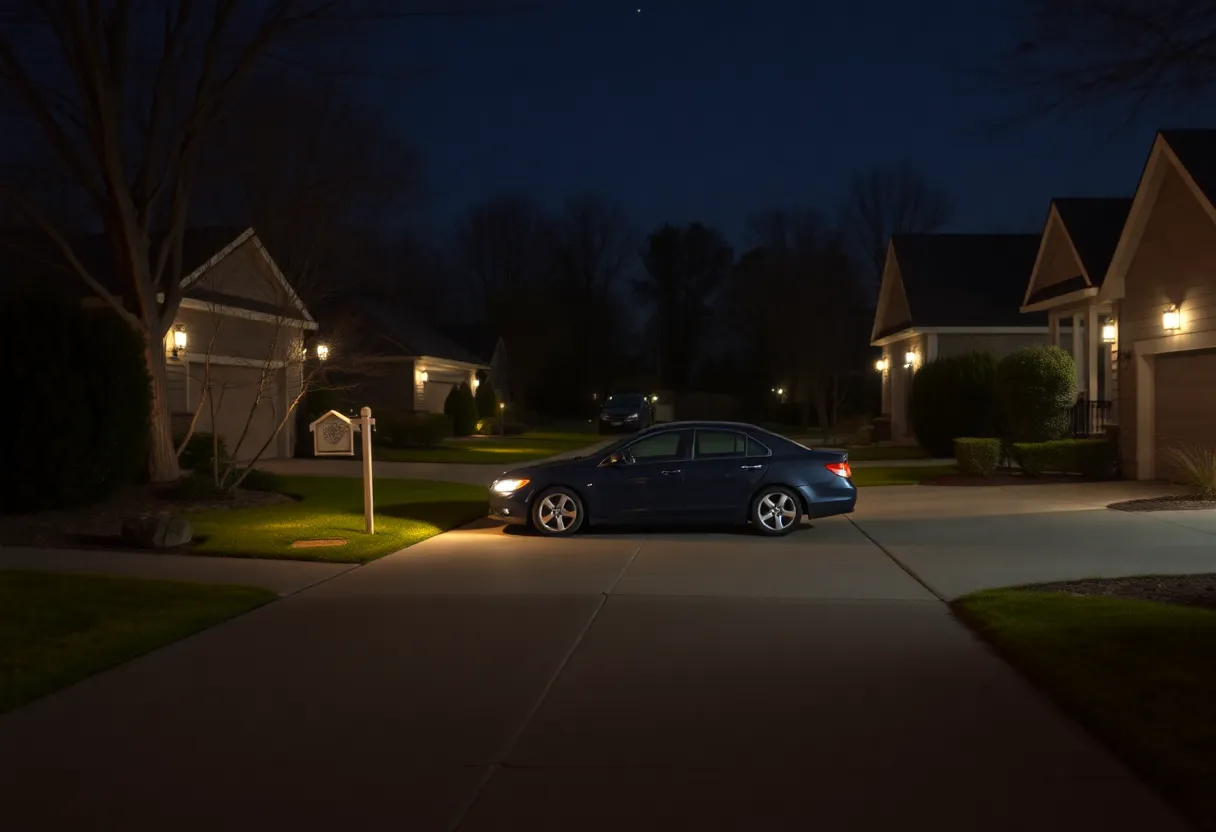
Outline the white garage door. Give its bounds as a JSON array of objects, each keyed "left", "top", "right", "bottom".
[
  {"left": 1154, "top": 350, "right": 1216, "bottom": 481},
  {"left": 209, "top": 366, "right": 284, "bottom": 461},
  {"left": 420, "top": 381, "right": 454, "bottom": 414}
]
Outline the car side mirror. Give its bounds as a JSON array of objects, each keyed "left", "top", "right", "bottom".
[{"left": 603, "top": 452, "right": 630, "bottom": 467}]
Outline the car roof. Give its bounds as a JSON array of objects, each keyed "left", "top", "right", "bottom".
[{"left": 638, "top": 420, "right": 771, "bottom": 434}]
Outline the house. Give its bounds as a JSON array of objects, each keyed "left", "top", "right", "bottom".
[
  {"left": 334, "top": 299, "right": 491, "bottom": 415},
  {"left": 1073, "top": 130, "right": 1216, "bottom": 480},
  {"left": 1, "top": 227, "right": 317, "bottom": 461},
  {"left": 1020, "top": 197, "right": 1133, "bottom": 435},
  {"left": 870, "top": 233, "right": 1064, "bottom": 439}
]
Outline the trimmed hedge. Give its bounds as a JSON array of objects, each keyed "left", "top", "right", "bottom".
[
  {"left": 444, "top": 383, "right": 478, "bottom": 437},
  {"left": 379, "top": 412, "right": 454, "bottom": 447},
  {"left": 909, "top": 351, "right": 1002, "bottom": 457},
  {"left": 996, "top": 346, "right": 1076, "bottom": 443},
  {"left": 2, "top": 293, "right": 151, "bottom": 512},
  {"left": 474, "top": 379, "right": 499, "bottom": 419},
  {"left": 1012, "top": 439, "right": 1114, "bottom": 479},
  {"left": 954, "top": 438, "right": 1002, "bottom": 477},
  {"left": 475, "top": 417, "right": 528, "bottom": 436},
  {"left": 177, "top": 432, "right": 228, "bottom": 473}
]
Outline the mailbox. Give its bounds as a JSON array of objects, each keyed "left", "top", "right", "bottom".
[{"left": 309, "top": 410, "right": 354, "bottom": 457}]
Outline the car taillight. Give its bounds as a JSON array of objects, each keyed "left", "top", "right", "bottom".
[{"left": 826, "top": 461, "right": 852, "bottom": 479}]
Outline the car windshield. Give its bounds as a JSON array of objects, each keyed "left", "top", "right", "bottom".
[{"left": 603, "top": 394, "right": 644, "bottom": 410}]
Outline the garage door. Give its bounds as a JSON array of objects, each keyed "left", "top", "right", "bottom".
[
  {"left": 1154, "top": 349, "right": 1216, "bottom": 480},
  {"left": 208, "top": 366, "right": 284, "bottom": 461},
  {"left": 420, "top": 381, "right": 454, "bottom": 414}
]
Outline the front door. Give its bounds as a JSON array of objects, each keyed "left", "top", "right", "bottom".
[
  {"left": 683, "top": 429, "right": 770, "bottom": 518},
  {"left": 593, "top": 429, "right": 692, "bottom": 522}
]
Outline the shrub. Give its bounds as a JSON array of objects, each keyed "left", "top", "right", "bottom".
[
  {"left": 1162, "top": 444, "right": 1216, "bottom": 498},
  {"left": 177, "top": 432, "right": 228, "bottom": 473},
  {"left": 231, "top": 468, "right": 287, "bottom": 493},
  {"left": 164, "top": 471, "right": 229, "bottom": 502},
  {"left": 1, "top": 292, "right": 151, "bottom": 512},
  {"left": 379, "top": 411, "right": 454, "bottom": 447},
  {"left": 475, "top": 380, "right": 499, "bottom": 419},
  {"left": 954, "top": 438, "right": 1002, "bottom": 477},
  {"left": 996, "top": 346, "right": 1076, "bottom": 443},
  {"left": 450, "top": 382, "right": 478, "bottom": 437},
  {"left": 909, "top": 351, "right": 1002, "bottom": 457},
  {"left": 1012, "top": 439, "right": 1114, "bottom": 479}
]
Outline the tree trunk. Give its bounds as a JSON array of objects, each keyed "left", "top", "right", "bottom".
[{"left": 144, "top": 341, "right": 182, "bottom": 482}]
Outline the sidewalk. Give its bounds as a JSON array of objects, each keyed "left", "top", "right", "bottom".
[{"left": 0, "top": 546, "right": 353, "bottom": 595}]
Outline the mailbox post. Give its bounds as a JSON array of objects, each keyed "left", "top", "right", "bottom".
[{"left": 309, "top": 407, "right": 376, "bottom": 534}]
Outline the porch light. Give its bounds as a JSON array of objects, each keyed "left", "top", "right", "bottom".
[
  {"left": 473, "top": 377, "right": 480, "bottom": 389},
  {"left": 1163, "top": 304, "right": 1181, "bottom": 333},
  {"left": 776, "top": 388, "right": 784, "bottom": 396},
  {"left": 1102, "top": 320, "right": 1116, "bottom": 343},
  {"left": 418, "top": 370, "right": 428, "bottom": 382},
  {"left": 651, "top": 394, "right": 659, "bottom": 403},
  {"left": 315, "top": 343, "right": 330, "bottom": 361},
  {"left": 875, "top": 358, "right": 888, "bottom": 372},
  {"left": 171, "top": 325, "right": 187, "bottom": 358},
  {"left": 499, "top": 402, "right": 505, "bottom": 410},
  {"left": 904, "top": 350, "right": 917, "bottom": 368}
]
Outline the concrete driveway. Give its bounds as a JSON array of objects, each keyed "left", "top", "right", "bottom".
[{"left": 0, "top": 481, "right": 1200, "bottom": 830}]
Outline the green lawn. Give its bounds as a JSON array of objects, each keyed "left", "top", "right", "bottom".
[
  {"left": 956, "top": 590, "right": 1216, "bottom": 831},
  {"left": 850, "top": 465, "right": 956, "bottom": 486},
  {"left": 377, "top": 430, "right": 600, "bottom": 465},
  {"left": 190, "top": 477, "right": 487, "bottom": 563},
  {"left": 0, "top": 571, "right": 274, "bottom": 714}
]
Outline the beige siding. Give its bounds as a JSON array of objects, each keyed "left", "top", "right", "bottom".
[
  {"left": 1029, "top": 214, "right": 1085, "bottom": 297},
  {"left": 935, "top": 331, "right": 1055, "bottom": 361},
  {"left": 189, "top": 239, "right": 285, "bottom": 307},
  {"left": 184, "top": 365, "right": 292, "bottom": 462},
  {"left": 344, "top": 361, "right": 418, "bottom": 415},
  {"left": 872, "top": 257, "right": 912, "bottom": 341},
  {"left": 1154, "top": 350, "right": 1216, "bottom": 481},
  {"left": 1118, "top": 163, "right": 1216, "bottom": 477},
  {"left": 176, "top": 307, "right": 299, "bottom": 363},
  {"left": 884, "top": 333, "right": 925, "bottom": 438}
]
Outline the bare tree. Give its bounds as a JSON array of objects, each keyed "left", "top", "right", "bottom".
[
  {"left": 1001, "top": 0, "right": 1216, "bottom": 118},
  {"left": 0, "top": 2, "right": 467, "bottom": 482},
  {"left": 839, "top": 162, "right": 954, "bottom": 291}
]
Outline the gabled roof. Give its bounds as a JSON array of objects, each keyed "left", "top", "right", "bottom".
[
  {"left": 1050, "top": 198, "right": 1132, "bottom": 287},
  {"left": 0, "top": 226, "right": 312, "bottom": 322},
  {"left": 1101, "top": 129, "right": 1216, "bottom": 302},
  {"left": 342, "top": 297, "right": 489, "bottom": 366},
  {"left": 874, "top": 233, "right": 1042, "bottom": 340}
]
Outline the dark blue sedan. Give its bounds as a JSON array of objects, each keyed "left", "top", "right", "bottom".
[{"left": 488, "top": 421, "right": 856, "bottom": 537}]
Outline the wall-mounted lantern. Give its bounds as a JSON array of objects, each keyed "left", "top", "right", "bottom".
[
  {"left": 418, "top": 369, "right": 428, "bottom": 383},
  {"left": 1163, "top": 304, "right": 1181, "bottom": 333},
  {"left": 903, "top": 350, "right": 917, "bottom": 368},
  {"left": 875, "top": 357, "right": 888, "bottom": 372},
  {"left": 171, "top": 325, "right": 187, "bottom": 359},
  {"left": 1101, "top": 319, "right": 1117, "bottom": 343},
  {"left": 315, "top": 343, "right": 330, "bottom": 361},
  {"left": 473, "top": 377, "right": 480, "bottom": 389}
]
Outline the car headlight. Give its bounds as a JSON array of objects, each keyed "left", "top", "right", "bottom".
[
  {"left": 491, "top": 478, "right": 530, "bottom": 494},
  {"left": 625, "top": 412, "right": 639, "bottom": 421}
]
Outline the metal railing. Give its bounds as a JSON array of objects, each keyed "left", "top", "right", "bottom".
[{"left": 1069, "top": 398, "right": 1114, "bottom": 437}]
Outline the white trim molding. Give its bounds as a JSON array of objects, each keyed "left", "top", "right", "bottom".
[
  {"left": 1130, "top": 329, "right": 1216, "bottom": 480},
  {"left": 871, "top": 326, "right": 1054, "bottom": 348},
  {"left": 178, "top": 297, "right": 319, "bottom": 330},
  {"left": 1020, "top": 287, "right": 1100, "bottom": 313},
  {"left": 1022, "top": 204, "right": 1096, "bottom": 308}
]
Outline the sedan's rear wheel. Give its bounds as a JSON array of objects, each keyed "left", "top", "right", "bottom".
[
  {"left": 751, "top": 487, "right": 802, "bottom": 536},
  {"left": 531, "top": 487, "right": 585, "bottom": 537}
]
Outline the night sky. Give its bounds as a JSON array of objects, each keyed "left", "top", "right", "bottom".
[{"left": 393, "top": 0, "right": 1211, "bottom": 245}]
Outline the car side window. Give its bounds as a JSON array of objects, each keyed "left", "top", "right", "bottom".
[
  {"left": 626, "top": 430, "right": 690, "bottom": 463},
  {"left": 695, "top": 429, "right": 747, "bottom": 459},
  {"left": 746, "top": 436, "right": 772, "bottom": 458}
]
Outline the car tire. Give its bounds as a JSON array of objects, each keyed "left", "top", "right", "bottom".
[
  {"left": 530, "top": 487, "right": 586, "bottom": 537},
  {"left": 750, "top": 486, "right": 802, "bottom": 536}
]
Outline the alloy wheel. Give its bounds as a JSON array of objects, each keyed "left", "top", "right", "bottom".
[
  {"left": 756, "top": 491, "right": 797, "bottom": 532},
  {"left": 537, "top": 492, "right": 579, "bottom": 533}
]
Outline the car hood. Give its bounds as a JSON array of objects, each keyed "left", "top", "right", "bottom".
[
  {"left": 495, "top": 455, "right": 596, "bottom": 482},
  {"left": 600, "top": 406, "right": 641, "bottom": 416}
]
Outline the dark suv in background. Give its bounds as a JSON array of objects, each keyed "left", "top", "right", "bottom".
[{"left": 598, "top": 392, "right": 653, "bottom": 434}]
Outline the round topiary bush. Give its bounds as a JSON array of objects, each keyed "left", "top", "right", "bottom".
[
  {"left": 908, "top": 351, "right": 1002, "bottom": 457},
  {"left": 2, "top": 292, "right": 151, "bottom": 512},
  {"left": 996, "top": 345, "right": 1077, "bottom": 443},
  {"left": 449, "top": 382, "right": 478, "bottom": 437}
]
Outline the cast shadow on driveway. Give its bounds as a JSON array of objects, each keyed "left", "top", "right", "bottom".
[{"left": 496, "top": 520, "right": 821, "bottom": 539}]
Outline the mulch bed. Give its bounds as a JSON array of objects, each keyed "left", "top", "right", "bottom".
[
  {"left": 922, "top": 471, "right": 1089, "bottom": 487},
  {"left": 1028, "top": 574, "right": 1216, "bottom": 611},
  {"left": 0, "top": 485, "right": 294, "bottom": 549},
  {"left": 1108, "top": 495, "right": 1216, "bottom": 512}
]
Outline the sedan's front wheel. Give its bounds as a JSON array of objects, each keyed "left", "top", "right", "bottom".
[
  {"left": 751, "top": 487, "right": 802, "bottom": 536},
  {"left": 531, "top": 487, "right": 585, "bottom": 537}
]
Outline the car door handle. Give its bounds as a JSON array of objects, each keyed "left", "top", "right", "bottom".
[
  {"left": 740, "top": 464, "right": 763, "bottom": 470},
  {"left": 661, "top": 469, "right": 682, "bottom": 476}
]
